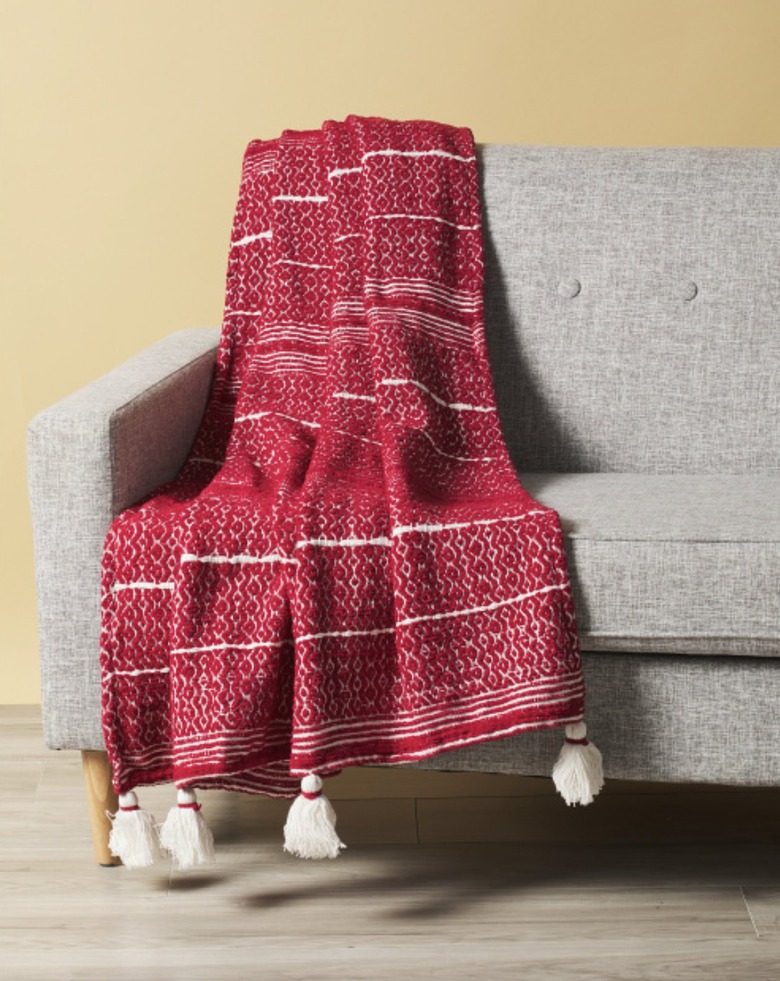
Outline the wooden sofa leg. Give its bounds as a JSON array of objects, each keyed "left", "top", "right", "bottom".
[{"left": 81, "top": 750, "right": 121, "bottom": 866}]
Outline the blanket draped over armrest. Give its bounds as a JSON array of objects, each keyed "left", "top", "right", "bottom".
[{"left": 99, "top": 115, "right": 587, "bottom": 807}]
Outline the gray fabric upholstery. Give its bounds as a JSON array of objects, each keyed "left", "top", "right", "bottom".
[
  {"left": 28, "top": 327, "right": 219, "bottom": 749},
  {"left": 480, "top": 145, "right": 780, "bottom": 475},
  {"left": 522, "top": 473, "right": 780, "bottom": 656},
  {"left": 416, "top": 652, "right": 780, "bottom": 786}
]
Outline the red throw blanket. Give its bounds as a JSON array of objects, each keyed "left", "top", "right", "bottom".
[{"left": 100, "top": 115, "right": 586, "bottom": 802}]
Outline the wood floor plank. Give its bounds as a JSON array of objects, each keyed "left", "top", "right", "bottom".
[
  {"left": 0, "top": 715, "right": 47, "bottom": 760},
  {"left": 0, "top": 881, "right": 755, "bottom": 943},
  {"left": 417, "top": 790, "right": 780, "bottom": 845},
  {"left": 3, "top": 937, "right": 780, "bottom": 981},
  {"left": 0, "top": 704, "right": 41, "bottom": 725},
  {"left": 200, "top": 791, "right": 418, "bottom": 847},
  {"left": 0, "top": 759, "right": 44, "bottom": 800},
  {"left": 742, "top": 886, "right": 780, "bottom": 938}
]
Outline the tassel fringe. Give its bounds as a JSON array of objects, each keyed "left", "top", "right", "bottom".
[
  {"left": 159, "top": 788, "right": 216, "bottom": 870},
  {"left": 552, "top": 722, "right": 605, "bottom": 806},
  {"left": 106, "top": 792, "right": 162, "bottom": 868},
  {"left": 283, "top": 774, "right": 346, "bottom": 860}
]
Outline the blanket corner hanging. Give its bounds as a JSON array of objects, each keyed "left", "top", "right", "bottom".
[{"left": 100, "top": 115, "right": 601, "bottom": 867}]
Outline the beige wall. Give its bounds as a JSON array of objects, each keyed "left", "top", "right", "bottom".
[{"left": 2, "top": 0, "right": 780, "bottom": 704}]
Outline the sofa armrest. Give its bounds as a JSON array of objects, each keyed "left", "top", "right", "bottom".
[{"left": 27, "top": 326, "right": 220, "bottom": 750}]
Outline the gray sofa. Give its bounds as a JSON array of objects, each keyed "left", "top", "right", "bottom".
[{"left": 27, "top": 145, "right": 780, "bottom": 864}]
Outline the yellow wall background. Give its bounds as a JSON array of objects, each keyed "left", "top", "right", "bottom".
[{"left": 2, "top": 0, "right": 780, "bottom": 704}]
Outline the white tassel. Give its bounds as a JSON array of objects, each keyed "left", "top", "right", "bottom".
[
  {"left": 552, "top": 722, "right": 605, "bottom": 806},
  {"left": 106, "top": 791, "right": 162, "bottom": 868},
  {"left": 159, "top": 788, "right": 215, "bottom": 870},
  {"left": 283, "top": 774, "right": 346, "bottom": 860}
]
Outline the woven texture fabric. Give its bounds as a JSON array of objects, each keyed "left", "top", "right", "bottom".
[
  {"left": 523, "top": 473, "right": 780, "bottom": 656},
  {"left": 481, "top": 145, "right": 780, "bottom": 474},
  {"left": 99, "top": 117, "right": 584, "bottom": 798}
]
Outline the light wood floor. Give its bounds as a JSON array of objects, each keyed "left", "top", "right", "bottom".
[{"left": 2, "top": 706, "right": 779, "bottom": 980}]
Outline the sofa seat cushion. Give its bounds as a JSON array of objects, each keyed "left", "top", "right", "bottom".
[{"left": 521, "top": 474, "right": 780, "bottom": 656}]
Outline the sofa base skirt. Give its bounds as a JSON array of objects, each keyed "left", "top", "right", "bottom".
[
  {"left": 53, "top": 652, "right": 780, "bottom": 787},
  {"left": 409, "top": 651, "right": 780, "bottom": 786}
]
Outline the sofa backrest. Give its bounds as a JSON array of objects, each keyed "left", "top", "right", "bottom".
[{"left": 479, "top": 144, "right": 780, "bottom": 473}]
